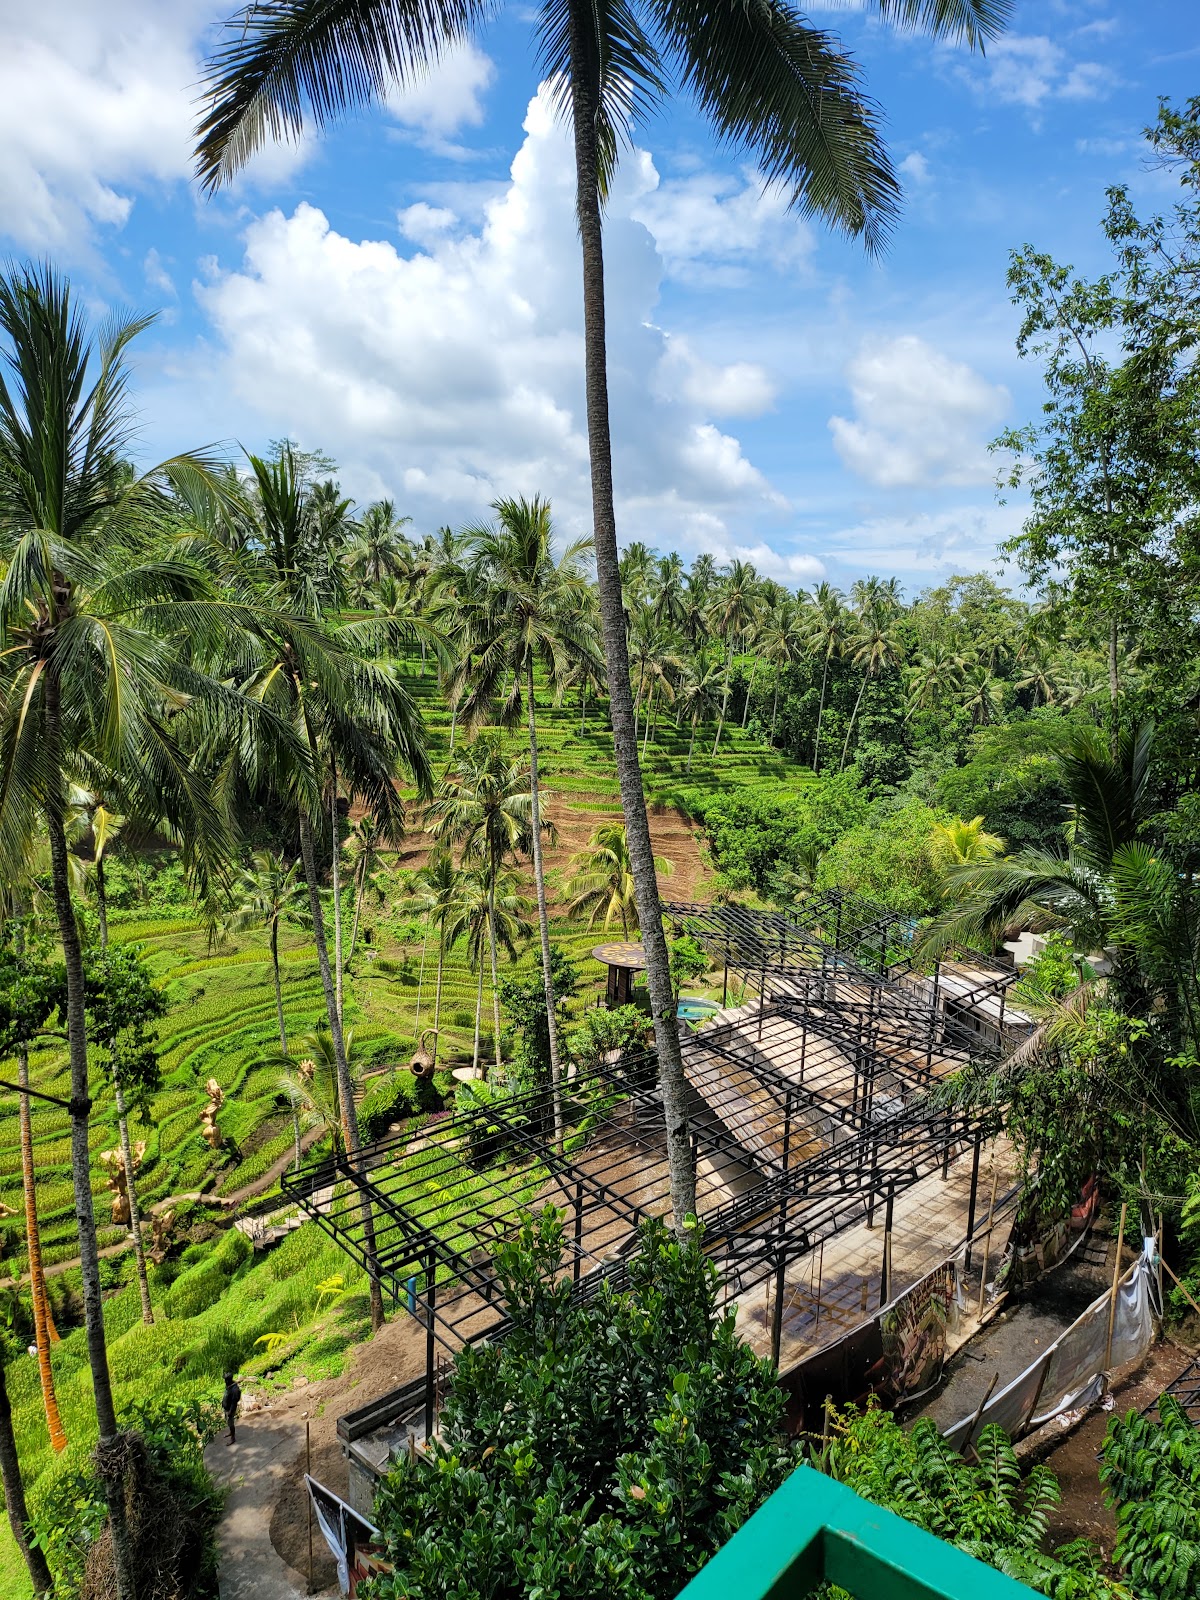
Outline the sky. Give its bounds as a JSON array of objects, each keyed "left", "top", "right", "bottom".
[{"left": 0, "top": 0, "right": 1196, "bottom": 593}]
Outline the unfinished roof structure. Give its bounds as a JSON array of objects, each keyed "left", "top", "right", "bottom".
[{"left": 281, "top": 892, "right": 1027, "bottom": 1471}]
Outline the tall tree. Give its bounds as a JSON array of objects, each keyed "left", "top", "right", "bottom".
[
  {"left": 349, "top": 498, "right": 413, "bottom": 598},
  {"left": 449, "top": 498, "right": 596, "bottom": 1130},
  {"left": 231, "top": 442, "right": 432, "bottom": 1331},
  {"left": 448, "top": 864, "right": 530, "bottom": 1075},
  {"left": 839, "top": 592, "right": 904, "bottom": 771},
  {"left": 0, "top": 1340, "right": 52, "bottom": 1595},
  {"left": 408, "top": 850, "right": 465, "bottom": 1068},
  {"left": 707, "top": 559, "right": 759, "bottom": 756},
  {"left": 0, "top": 264, "right": 234, "bottom": 1600},
  {"left": 195, "top": 0, "right": 1011, "bottom": 1229},
  {"left": 564, "top": 822, "right": 672, "bottom": 936},
  {"left": 805, "top": 582, "right": 849, "bottom": 773}
]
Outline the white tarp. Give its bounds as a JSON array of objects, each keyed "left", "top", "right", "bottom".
[{"left": 943, "top": 1240, "right": 1156, "bottom": 1453}]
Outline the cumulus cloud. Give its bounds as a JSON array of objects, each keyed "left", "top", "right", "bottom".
[
  {"left": 966, "top": 33, "right": 1116, "bottom": 110},
  {"left": 384, "top": 42, "right": 496, "bottom": 149},
  {"left": 631, "top": 167, "right": 815, "bottom": 281},
  {"left": 828, "top": 335, "right": 1009, "bottom": 490},
  {"left": 825, "top": 503, "right": 1026, "bottom": 579},
  {"left": 193, "top": 88, "right": 790, "bottom": 558}
]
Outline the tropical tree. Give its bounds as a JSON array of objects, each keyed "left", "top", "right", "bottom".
[
  {"left": 905, "top": 642, "right": 965, "bottom": 719},
  {"left": 708, "top": 559, "right": 760, "bottom": 756},
  {"left": 428, "top": 737, "right": 537, "bottom": 1073},
  {"left": 675, "top": 661, "right": 721, "bottom": 774},
  {"left": 805, "top": 583, "right": 850, "bottom": 772},
  {"left": 0, "top": 1338, "right": 52, "bottom": 1595},
  {"left": 408, "top": 850, "right": 465, "bottom": 1067},
  {"left": 227, "top": 850, "right": 311, "bottom": 1165},
  {"left": 346, "top": 812, "right": 389, "bottom": 964},
  {"left": 349, "top": 498, "right": 412, "bottom": 598},
  {"left": 272, "top": 1026, "right": 363, "bottom": 1152},
  {"left": 66, "top": 785, "right": 124, "bottom": 949},
  {"left": 839, "top": 593, "right": 904, "bottom": 770},
  {"left": 448, "top": 497, "right": 596, "bottom": 1128},
  {"left": 652, "top": 550, "right": 686, "bottom": 630},
  {"left": 229, "top": 441, "right": 432, "bottom": 1332},
  {"left": 195, "top": 0, "right": 1011, "bottom": 1231},
  {"left": 564, "top": 822, "right": 673, "bottom": 936},
  {"left": 0, "top": 263, "right": 234, "bottom": 1597},
  {"left": 961, "top": 663, "right": 1004, "bottom": 727},
  {"left": 448, "top": 865, "right": 531, "bottom": 1075},
  {"left": 628, "top": 615, "right": 684, "bottom": 755},
  {"left": 758, "top": 595, "right": 806, "bottom": 740},
  {"left": 928, "top": 816, "right": 1005, "bottom": 876}
]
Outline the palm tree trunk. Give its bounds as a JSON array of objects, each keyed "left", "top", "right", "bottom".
[
  {"left": 113, "top": 1080, "right": 153, "bottom": 1326},
  {"left": 713, "top": 641, "right": 734, "bottom": 757},
  {"left": 567, "top": 14, "right": 694, "bottom": 1224},
  {"left": 472, "top": 951, "right": 484, "bottom": 1074},
  {"left": 641, "top": 685, "right": 654, "bottom": 761},
  {"left": 686, "top": 719, "right": 696, "bottom": 775},
  {"left": 770, "top": 681, "right": 780, "bottom": 742},
  {"left": 432, "top": 928, "right": 445, "bottom": 1068},
  {"left": 19, "top": 1052, "right": 65, "bottom": 1454},
  {"left": 813, "top": 654, "right": 831, "bottom": 773},
  {"left": 579, "top": 682, "right": 587, "bottom": 735},
  {"left": 0, "top": 1359, "right": 51, "bottom": 1595},
  {"left": 741, "top": 658, "right": 760, "bottom": 728},
  {"left": 449, "top": 698, "right": 458, "bottom": 756},
  {"left": 270, "top": 924, "right": 302, "bottom": 1170},
  {"left": 348, "top": 860, "right": 365, "bottom": 964},
  {"left": 331, "top": 783, "right": 345, "bottom": 1023},
  {"left": 527, "top": 662, "right": 564, "bottom": 1150},
  {"left": 96, "top": 855, "right": 109, "bottom": 950},
  {"left": 414, "top": 927, "right": 428, "bottom": 1027},
  {"left": 44, "top": 669, "right": 137, "bottom": 1600},
  {"left": 487, "top": 868, "right": 502, "bottom": 1074},
  {"left": 839, "top": 672, "right": 869, "bottom": 772},
  {"left": 297, "top": 807, "right": 385, "bottom": 1332}
]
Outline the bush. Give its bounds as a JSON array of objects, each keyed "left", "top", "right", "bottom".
[
  {"left": 163, "top": 1228, "right": 252, "bottom": 1320},
  {"left": 815, "top": 800, "right": 945, "bottom": 915},
  {"left": 365, "top": 1210, "right": 794, "bottom": 1600},
  {"left": 1101, "top": 1396, "right": 1200, "bottom": 1600},
  {"left": 688, "top": 775, "right": 870, "bottom": 894},
  {"left": 358, "top": 1072, "right": 418, "bottom": 1141}
]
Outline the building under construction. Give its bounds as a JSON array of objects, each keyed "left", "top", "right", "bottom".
[{"left": 280, "top": 891, "right": 1031, "bottom": 1505}]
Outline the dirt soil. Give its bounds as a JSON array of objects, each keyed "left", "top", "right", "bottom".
[
  {"left": 262, "top": 1310, "right": 431, "bottom": 1589},
  {"left": 1039, "top": 1340, "right": 1192, "bottom": 1560}
]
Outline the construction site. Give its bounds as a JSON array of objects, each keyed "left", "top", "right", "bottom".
[{"left": 280, "top": 891, "right": 1034, "bottom": 1509}]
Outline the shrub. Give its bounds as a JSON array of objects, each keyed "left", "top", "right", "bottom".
[
  {"left": 358, "top": 1072, "right": 418, "bottom": 1141},
  {"left": 1101, "top": 1396, "right": 1200, "bottom": 1600}
]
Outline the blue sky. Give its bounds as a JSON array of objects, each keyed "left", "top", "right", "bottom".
[{"left": 0, "top": 0, "right": 1195, "bottom": 592}]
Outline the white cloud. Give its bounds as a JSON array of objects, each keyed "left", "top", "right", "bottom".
[
  {"left": 965, "top": 34, "right": 1116, "bottom": 110},
  {"left": 192, "top": 88, "right": 789, "bottom": 559},
  {"left": 828, "top": 335, "right": 1009, "bottom": 489},
  {"left": 631, "top": 167, "right": 815, "bottom": 281},
  {"left": 384, "top": 42, "right": 495, "bottom": 147},
  {"left": 825, "top": 503, "right": 1027, "bottom": 578},
  {"left": 0, "top": 0, "right": 312, "bottom": 254},
  {"left": 143, "top": 248, "right": 176, "bottom": 298},
  {"left": 900, "top": 152, "right": 932, "bottom": 185}
]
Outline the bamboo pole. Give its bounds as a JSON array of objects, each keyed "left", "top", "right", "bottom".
[
  {"left": 977, "top": 1164, "right": 1000, "bottom": 1316},
  {"left": 963, "top": 1370, "right": 1000, "bottom": 1457},
  {"left": 1103, "top": 1201, "right": 1129, "bottom": 1374}
]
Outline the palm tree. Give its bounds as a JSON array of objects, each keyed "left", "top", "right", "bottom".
[
  {"left": 805, "top": 583, "right": 849, "bottom": 773},
  {"left": 272, "top": 1027, "right": 363, "bottom": 1152},
  {"left": 349, "top": 499, "right": 412, "bottom": 600},
  {"left": 652, "top": 551, "right": 687, "bottom": 630},
  {"left": 618, "top": 542, "right": 656, "bottom": 612},
  {"left": 708, "top": 559, "right": 760, "bottom": 756},
  {"left": 905, "top": 642, "right": 965, "bottom": 719},
  {"left": 565, "top": 823, "right": 673, "bottom": 935},
  {"left": 66, "top": 786, "right": 124, "bottom": 949},
  {"left": 0, "top": 264, "right": 236, "bottom": 1598},
  {"left": 628, "top": 616, "right": 684, "bottom": 756},
  {"left": 195, "top": 0, "right": 1010, "bottom": 1230},
  {"left": 347, "top": 812, "right": 389, "bottom": 964},
  {"left": 0, "top": 1350, "right": 52, "bottom": 1595},
  {"left": 961, "top": 663, "right": 1004, "bottom": 727},
  {"left": 448, "top": 497, "right": 597, "bottom": 1136},
  {"left": 675, "top": 662, "right": 722, "bottom": 773},
  {"left": 448, "top": 865, "right": 530, "bottom": 1074},
  {"left": 428, "top": 738, "right": 537, "bottom": 1074},
  {"left": 231, "top": 441, "right": 432, "bottom": 1331},
  {"left": 839, "top": 594, "right": 905, "bottom": 771},
  {"left": 228, "top": 851, "right": 310, "bottom": 1165},
  {"left": 758, "top": 596, "right": 806, "bottom": 741},
  {"left": 409, "top": 851, "right": 464, "bottom": 1067},
  {"left": 928, "top": 816, "right": 1005, "bottom": 877}
]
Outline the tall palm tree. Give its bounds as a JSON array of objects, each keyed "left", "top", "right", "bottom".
[
  {"left": 409, "top": 850, "right": 465, "bottom": 1067},
  {"left": 628, "top": 615, "right": 684, "bottom": 754},
  {"left": 66, "top": 786, "right": 124, "bottom": 949},
  {"left": 448, "top": 498, "right": 597, "bottom": 1133},
  {"left": 349, "top": 498, "right": 412, "bottom": 599},
  {"left": 565, "top": 823, "right": 672, "bottom": 935},
  {"left": 758, "top": 596, "right": 805, "bottom": 741},
  {"left": 708, "top": 559, "right": 760, "bottom": 756},
  {"left": 228, "top": 850, "right": 311, "bottom": 1165},
  {"left": 271, "top": 1026, "right": 363, "bottom": 1152},
  {"left": 618, "top": 541, "right": 656, "bottom": 613},
  {"left": 0, "top": 265, "right": 236, "bottom": 1598},
  {"left": 448, "top": 864, "right": 530, "bottom": 1074},
  {"left": 905, "top": 641, "right": 965, "bottom": 719},
  {"left": 652, "top": 551, "right": 686, "bottom": 630},
  {"left": 195, "top": 0, "right": 1011, "bottom": 1229},
  {"left": 961, "top": 663, "right": 1004, "bottom": 727},
  {"left": 428, "top": 738, "right": 538, "bottom": 1074},
  {"left": 805, "top": 582, "right": 849, "bottom": 773},
  {"left": 347, "top": 812, "right": 389, "bottom": 964},
  {"left": 675, "top": 661, "right": 721, "bottom": 773},
  {"left": 229, "top": 442, "right": 432, "bottom": 1331},
  {"left": 838, "top": 594, "right": 905, "bottom": 771}
]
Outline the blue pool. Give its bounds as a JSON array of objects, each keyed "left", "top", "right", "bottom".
[{"left": 677, "top": 998, "right": 720, "bottom": 1024}]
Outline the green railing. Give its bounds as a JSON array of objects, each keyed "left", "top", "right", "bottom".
[{"left": 676, "top": 1466, "right": 1039, "bottom": 1599}]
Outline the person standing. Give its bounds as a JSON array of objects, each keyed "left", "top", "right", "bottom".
[{"left": 222, "top": 1371, "right": 242, "bottom": 1445}]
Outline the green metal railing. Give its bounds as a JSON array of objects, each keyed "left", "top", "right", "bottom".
[{"left": 676, "top": 1466, "right": 1039, "bottom": 1599}]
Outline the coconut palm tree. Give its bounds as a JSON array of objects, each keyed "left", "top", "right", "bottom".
[
  {"left": 65, "top": 786, "right": 124, "bottom": 949},
  {"left": 758, "top": 596, "right": 806, "bottom": 741},
  {"left": 628, "top": 616, "right": 684, "bottom": 755},
  {"left": 347, "top": 812, "right": 389, "bottom": 964},
  {"left": 0, "top": 264, "right": 237, "bottom": 1598},
  {"left": 961, "top": 663, "right": 1004, "bottom": 727},
  {"left": 428, "top": 737, "right": 539, "bottom": 1074},
  {"left": 229, "top": 441, "right": 432, "bottom": 1331},
  {"left": 928, "top": 816, "right": 1005, "bottom": 877},
  {"left": 652, "top": 551, "right": 687, "bottom": 630},
  {"left": 272, "top": 1026, "right": 363, "bottom": 1152},
  {"left": 195, "top": 0, "right": 1010, "bottom": 1230},
  {"left": 708, "top": 559, "right": 760, "bottom": 756},
  {"left": 349, "top": 498, "right": 412, "bottom": 599},
  {"left": 447, "top": 497, "right": 598, "bottom": 1132},
  {"left": 839, "top": 594, "right": 905, "bottom": 771},
  {"left": 409, "top": 850, "right": 465, "bottom": 1067},
  {"left": 675, "top": 662, "right": 722, "bottom": 773},
  {"left": 448, "top": 865, "right": 531, "bottom": 1075},
  {"left": 905, "top": 641, "right": 966, "bottom": 719},
  {"left": 228, "top": 851, "right": 311, "bottom": 1165},
  {"left": 805, "top": 582, "right": 850, "bottom": 773},
  {"left": 565, "top": 823, "right": 673, "bottom": 936}
]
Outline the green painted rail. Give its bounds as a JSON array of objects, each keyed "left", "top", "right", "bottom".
[{"left": 676, "top": 1466, "right": 1038, "bottom": 1599}]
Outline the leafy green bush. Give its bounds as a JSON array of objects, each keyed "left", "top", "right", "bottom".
[
  {"left": 365, "top": 1210, "right": 794, "bottom": 1600},
  {"left": 1101, "top": 1396, "right": 1200, "bottom": 1600},
  {"left": 358, "top": 1072, "right": 418, "bottom": 1141},
  {"left": 686, "top": 775, "right": 870, "bottom": 894},
  {"left": 815, "top": 800, "right": 945, "bottom": 915},
  {"left": 163, "top": 1228, "right": 252, "bottom": 1320},
  {"left": 825, "top": 1403, "right": 1110, "bottom": 1597}
]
